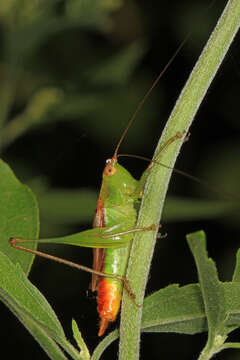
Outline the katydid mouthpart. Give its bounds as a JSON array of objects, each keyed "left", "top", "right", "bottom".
[{"left": 9, "top": 43, "right": 187, "bottom": 337}]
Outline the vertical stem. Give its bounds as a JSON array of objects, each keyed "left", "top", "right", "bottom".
[{"left": 118, "top": 1, "right": 240, "bottom": 359}]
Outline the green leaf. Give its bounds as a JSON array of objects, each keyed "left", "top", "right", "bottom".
[
  {"left": 0, "top": 250, "right": 80, "bottom": 360},
  {"left": 0, "top": 159, "right": 39, "bottom": 274},
  {"left": 142, "top": 284, "right": 206, "bottom": 334},
  {"left": 92, "top": 282, "right": 240, "bottom": 359},
  {"left": 142, "top": 282, "right": 240, "bottom": 334},
  {"left": 72, "top": 319, "right": 90, "bottom": 360},
  {"left": 186, "top": 231, "right": 227, "bottom": 346},
  {"left": 0, "top": 251, "right": 64, "bottom": 336}
]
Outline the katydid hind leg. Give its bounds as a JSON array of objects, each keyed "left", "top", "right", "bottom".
[
  {"left": 9, "top": 237, "right": 139, "bottom": 301},
  {"left": 9, "top": 223, "right": 156, "bottom": 249},
  {"left": 8, "top": 222, "right": 156, "bottom": 277},
  {"left": 9, "top": 220, "right": 156, "bottom": 281}
]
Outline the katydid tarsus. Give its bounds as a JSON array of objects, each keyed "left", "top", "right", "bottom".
[{"left": 9, "top": 44, "right": 187, "bottom": 337}]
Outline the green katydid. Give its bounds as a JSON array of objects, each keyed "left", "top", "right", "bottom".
[
  {"left": 10, "top": 133, "right": 184, "bottom": 336},
  {"left": 10, "top": 132, "right": 185, "bottom": 337},
  {"left": 9, "top": 45, "right": 186, "bottom": 337}
]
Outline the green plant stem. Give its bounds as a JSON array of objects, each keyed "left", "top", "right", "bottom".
[
  {"left": 118, "top": 1, "right": 240, "bottom": 359},
  {"left": 198, "top": 335, "right": 226, "bottom": 360},
  {"left": 198, "top": 339, "right": 240, "bottom": 359}
]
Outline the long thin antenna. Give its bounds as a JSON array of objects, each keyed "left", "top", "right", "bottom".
[{"left": 113, "top": 36, "right": 189, "bottom": 159}]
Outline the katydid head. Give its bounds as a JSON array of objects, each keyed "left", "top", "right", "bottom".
[{"left": 101, "top": 158, "right": 138, "bottom": 200}]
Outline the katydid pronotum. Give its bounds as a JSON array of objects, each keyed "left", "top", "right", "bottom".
[{"left": 9, "top": 46, "right": 187, "bottom": 337}]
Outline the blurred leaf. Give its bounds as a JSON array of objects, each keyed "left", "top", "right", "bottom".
[
  {"left": 0, "top": 0, "right": 58, "bottom": 28},
  {"left": 3, "top": 1, "right": 64, "bottom": 61},
  {"left": 0, "top": 0, "right": 16, "bottom": 18},
  {"left": 35, "top": 189, "right": 238, "bottom": 229},
  {"left": 38, "top": 188, "right": 97, "bottom": 225},
  {"left": 196, "top": 144, "right": 240, "bottom": 228},
  {"left": 49, "top": 41, "right": 150, "bottom": 149},
  {"left": 66, "top": 0, "right": 123, "bottom": 30},
  {"left": 0, "top": 2, "right": 65, "bottom": 128},
  {"left": 163, "top": 195, "right": 237, "bottom": 222},
  {"left": 0, "top": 0, "right": 126, "bottom": 131},
  {"left": 6, "top": 18, "right": 66, "bottom": 62},
  {"left": 0, "top": 251, "right": 80, "bottom": 360},
  {"left": 0, "top": 159, "right": 39, "bottom": 274},
  {"left": 87, "top": 41, "right": 146, "bottom": 87},
  {"left": 59, "top": 79, "right": 158, "bottom": 151},
  {"left": 2, "top": 41, "right": 148, "bottom": 150},
  {"left": 3, "top": 88, "right": 64, "bottom": 148}
]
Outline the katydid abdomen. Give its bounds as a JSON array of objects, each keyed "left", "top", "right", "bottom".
[{"left": 97, "top": 244, "right": 132, "bottom": 336}]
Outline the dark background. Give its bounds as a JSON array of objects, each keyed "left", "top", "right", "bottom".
[{"left": 1, "top": 0, "right": 240, "bottom": 359}]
